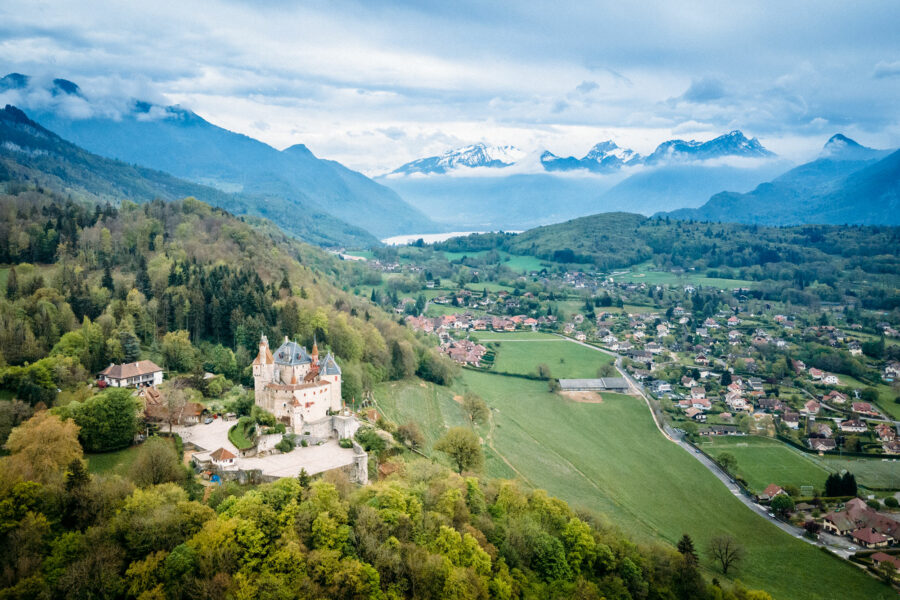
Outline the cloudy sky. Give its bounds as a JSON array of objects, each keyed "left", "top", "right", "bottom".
[{"left": 1, "top": 0, "right": 899, "bottom": 174}]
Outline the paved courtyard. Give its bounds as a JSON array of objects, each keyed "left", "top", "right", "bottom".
[{"left": 173, "top": 419, "right": 357, "bottom": 478}]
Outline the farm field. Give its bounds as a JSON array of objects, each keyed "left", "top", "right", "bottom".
[{"left": 380, "top": 336, "right": 894, "bottom": 599}]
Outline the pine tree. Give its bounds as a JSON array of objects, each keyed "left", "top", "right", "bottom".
[
  {"left": 135, "top": 256, "right": 152, "bottom": 298},
  {"left": 677, "top": 534, "right": 698, "bottom": 566},
  {"left": 5, "top": 266, "right": 18, "bottom": 299},
  {"left": 101, "top": 263, "right": 114, "bottom": 291}
]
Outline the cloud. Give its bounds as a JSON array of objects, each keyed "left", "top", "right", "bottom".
[
  {"left": 874, "top": 60, "right": 900, "bottom": 78},
  {"left": 0, "top": 0, "right": 897, "bottom": 173},
  {"left": 574, "top": 80, "right": 599, "bottom": 94},
  {"left": 680, "top": 77, "right": 727, "bottom": 103}
]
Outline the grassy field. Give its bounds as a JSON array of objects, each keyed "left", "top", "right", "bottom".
[
  {"left": 87, "top": 445, "right": 142, "bottom": 475},
  {"left": 441, "top": 250, "right": 550, "bottom": 274},
  {"left": 374, "top": 379, "right": 517, "bottom": 479},
  {"left": 472, "top": 331, "right": 558, "bottom": 341},
  {"left": 612, "top": 263, "right": 755, "bottom": 289},
  {"left": 703, "top": 435, "right": 900, "bottom": 492},
  {"left": 378, "top": 336, "right": 894, "bottom": 599},
  {"left": 488, "top": 338, "right": 614, "bottom": 379},
  {"left": 702, "top": 436, "right": 831, "bottom": 493}
]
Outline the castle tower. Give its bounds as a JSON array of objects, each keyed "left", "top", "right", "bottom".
[{"left": 252, "top": 334, "right": 274, "bottom": 398}]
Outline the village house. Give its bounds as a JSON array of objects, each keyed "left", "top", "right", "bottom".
[
  {"left": 802, "top": 400, "right": 820, "bottom": 415},
  {"left": 840, "top": 419, "right": 868, "bottom": 433},
  {"left": 823, "top": 390, "right": 849, "bottom": 405},
  {"left": 871, "top": 552, "right": 900, "bottom": 571},
  {"left": 691, "top": 386, "right": 706, "bottom": 401},
  {"left": 875, "top": 423, "right": 897, "bottom": 442},
  {"left": 759, "top": 484, "right": 786, "bottom": 502},
  {"left": 98, "top": 360, "right": 163, "bottom": 388},
  {"left": 808, "top": 368, "right": 825, "bottom": 380},
  {"left": 210, "top": 447, "right": 236, "bottom": 468},
  {"left": 852, "top": 402, "right": 880, "bottom": 418},
  {"left": 852, "top": 528, "right": 891, "bottom": 549},
  {"left": 807, "top": 438, "right": 836, "bottom": 452},
  {"left": 823, "top": 373, "right": 841, "bottom": 385},
  {"left": 824, "top": 498, "right": 900, "bottom": 544}
]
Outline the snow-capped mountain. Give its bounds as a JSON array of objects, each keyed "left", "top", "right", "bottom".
[
  {"left": 542, "top": 140, "right": 642, "bottom": 173},
  {"left": 644, "top": 130, "right": 773, "bottom": 164},
  {"left": 390, "top": 143, "right": 526, "bottom": 175},
  {"left": 391, "top": 131, "right": 774, "bottom": 177}
]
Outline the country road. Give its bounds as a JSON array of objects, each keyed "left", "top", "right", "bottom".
[{"left": 553, "top": 333, "right": 862, "bottom": 558}]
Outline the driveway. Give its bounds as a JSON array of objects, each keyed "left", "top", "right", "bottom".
[{"left": 173, "top": 419, "right": 356, "bottom": 478}]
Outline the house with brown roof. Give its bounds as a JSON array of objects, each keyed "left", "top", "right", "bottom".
[
  {"left": 824, "top": 498, "right": 900, "bottom": 543},
  {"left": 852, "top": 402, "right": 880, "bottom": 418},
  {"left": 759, "top": 484, "right": 786, "bottom": 502},
  {"left": 210, "top": 447, "right": 236, "bottom": 467},
  {"left": 98, "top": 360, "right": 163, "bottom": 388},
  {"left": 141, "top": 387, "right": 205, "bottom": 426},
  {"left": 852, "top": 527, "right": 891, "bottom": 549},
  {"left": 807, "top": 438, "right": 836, "bottom": 452},
  {"left": 871, "top": 552, "right": 900, "bottom": 571}
]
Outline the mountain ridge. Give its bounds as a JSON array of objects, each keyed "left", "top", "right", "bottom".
[
  {"left": 1, "top": 73, "right": 437, "bottom": 240},
  {"left": 663, "top": 134, "right": 899, "bottom": 225},
  {"left": 0, "top": 104, "right": 379, "bottom": 247}
]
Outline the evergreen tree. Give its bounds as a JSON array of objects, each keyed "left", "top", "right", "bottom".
[
  {"left": 101, "top": 263, "right": 114, "bottom": 291},
  {"left": 676, "top": 534, "right": 698, "bottom": 566},
  {"left": 135, "top": 255, "right": 152, "bottom": 299},
  {"left": 5, "top": 266, "right": 18, "bottom": 299}
]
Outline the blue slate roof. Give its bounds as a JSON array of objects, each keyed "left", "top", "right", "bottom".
[
  {"left": 320, "top": 353, "right": 341, "bottom": 375},
  {"left": 273, "top": 340, "right": 312, "bottom": 366}
]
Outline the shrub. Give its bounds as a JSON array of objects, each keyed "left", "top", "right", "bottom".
[
  {"left": 884, "top": 496, "right": 898, "bottom": 508},
  {"left": 339, "top": 438, "right": 353, "bottom": 449},
  {"left": 300, "top": 439, "right": 309, "bottom": 447},
  {"left": 275, "top": 437, "right": 293, "bottom": 453}
]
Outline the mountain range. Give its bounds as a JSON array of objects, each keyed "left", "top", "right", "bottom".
[
  {"left": 0, "top": 73, "right": 437, "bottom": 241},
  {"left": 379, "top": 131, "right": 786, "bottom": 231},
  {"left": 0, "top": 104, "right": 381, "bottom": 246},
  {"left": 389, "top": 130, "right": 774, "bottom": 176},
  {"left": 665, "top": 134, "right": 899, "bottom": 225}
]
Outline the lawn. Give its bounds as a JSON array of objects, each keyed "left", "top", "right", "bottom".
[
  {"left": 228, "top": 422, "right": 256, "bottom": 450},
  {"left": 473, "top": 331, "right": 559, "bottom": 341},
  {"left": 87, "top": 445, "right": 142, "bottom": 476},
  {"left": 487, "top": 338, "right": 614, "bottom": 379},
  {"left": 380, "top": 334, "right": 895, "bottom": 599}
]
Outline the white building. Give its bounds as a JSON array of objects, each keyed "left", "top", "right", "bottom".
[{"left": 98, "top": 360, "right": 163, "bottom": 388}]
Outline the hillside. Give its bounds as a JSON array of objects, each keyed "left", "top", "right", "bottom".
[
  {"left": 0, "top": 105, "right": 378, "bottom": 247},
  {"left": 667, "top": 136, "right": 899, "bottom": 225},
  {"left": 3, "top": 73, "right": 437, "bottom": 239}
]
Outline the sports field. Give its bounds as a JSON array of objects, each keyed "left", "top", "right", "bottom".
[
  {"left": 704, "top": 435, "right": 900, "bottom": 492},
  {"left": 376, "top": 336, "right": 894, "bottom": 600}
]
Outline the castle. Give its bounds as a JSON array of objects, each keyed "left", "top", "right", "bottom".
[{"left": 252, "top": 334, "right": 345, "bottom": 432}]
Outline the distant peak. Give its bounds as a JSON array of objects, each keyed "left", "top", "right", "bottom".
[
  {"left": 824, "top": 133, "right": 861, "bottom": 148},
  {"left": 282, "top": 143, "right": 315, "bottom": 158},
  {"left": 51, "top": 78, "right": 81, "bottom": 96},
  {"left": 820, "top": 133, "right": 881, "bottom": 160},
  {"left": 1, "top": 104, "right": 35, "bottom": 125},
  {"left": 0, "top": 73, "right": 30, "bottom": 92}
]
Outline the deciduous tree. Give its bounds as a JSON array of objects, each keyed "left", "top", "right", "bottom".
[
  {"left": 708, "top": 534, "right": 745, "bottom": 575},
  {"left": 435, "top": 427, "right": 483, "bottom": 473}
]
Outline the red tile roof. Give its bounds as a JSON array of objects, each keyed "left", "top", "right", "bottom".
[{"left": 210, "top": 447, "right": 236, "bottom": 461}]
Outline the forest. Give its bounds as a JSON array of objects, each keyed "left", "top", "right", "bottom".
[{"left": 0, "top": 188, "right": 457, "bottom": 410}]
